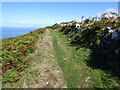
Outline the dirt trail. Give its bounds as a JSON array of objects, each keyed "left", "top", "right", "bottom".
[{"left": 15, "top": 29, "right": 66, "bottom": 88}]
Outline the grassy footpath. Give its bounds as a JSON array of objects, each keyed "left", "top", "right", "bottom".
[
  {"left": 1, "top": 28, "right": 45, "bottom": 87},
  {"left": 51, "top": 29, "right": 119, "bottom": 88},
  {"left": 51, "top": 30, "right": 93, "bottom": 88}
]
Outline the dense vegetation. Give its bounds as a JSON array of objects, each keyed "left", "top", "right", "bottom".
[
  {"left": 50, "top": 12, "right": 120, "bottom": 88},
  {"left": 1, "top": 11, "right": 120, "bottom": 88},
  {"left": 51, "top": 30, "right": 119, "bottom": 88},
  {"left": 0, "top": 28, "right": 45, "bottom": 84}
]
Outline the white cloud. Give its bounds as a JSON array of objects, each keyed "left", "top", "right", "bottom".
[
  {"left": 105, "top": 8, "right": 117, "bottom": 13},
  {"left": 96, "top": 8, "right": 118, "bottom": 17}
]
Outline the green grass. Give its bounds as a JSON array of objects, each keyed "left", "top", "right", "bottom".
[
  {"left": 91, "top": 69, "right": 118, "bottom": 88},
  {"left": 51, "top": 30, "right": 93, "bottom": 88},
  {"left": 1, "top": 28, "right": 45, "bottom": 85},
  {"left": 2, "top": 69, "right": 19, "bottom": 83},
  {"left": 51, "top": 29, "right": 119, "bottom": 88}
]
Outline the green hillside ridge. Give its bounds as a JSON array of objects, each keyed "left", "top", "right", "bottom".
[{"left": 1, "top": 12, "right": 120, "bottom": 88}]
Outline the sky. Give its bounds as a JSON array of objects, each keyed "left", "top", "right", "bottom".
[
  {"left": 1, "top": 0, "right": 119, "bottom": 2},
  {"left": 1, "top": 2, "right": 118, "bottom": 27}
]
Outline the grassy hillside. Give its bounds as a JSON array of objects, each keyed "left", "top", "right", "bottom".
[
  {"left": 0, "top": 28, "right": 45, "bottom": 85},
  {"left": 1, "top": 12, "right": 120, "bottom": 88},
  {"left": 48, "top": 13, "right": 120, "bottom": 88},
  {"left": 51, "top": 30, "right": 119, "bottom": 88},
  {"left": 49, "top": 15, "right": 120, "bottom": 80}
]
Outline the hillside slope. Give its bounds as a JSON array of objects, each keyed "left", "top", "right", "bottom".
[
  {"left": 1, "top": 14, "right": 120, "bottom": 88},
  {"left": 1, "top": 28, "right": 45, "bottom": 88}
]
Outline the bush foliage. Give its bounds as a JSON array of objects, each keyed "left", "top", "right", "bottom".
[{"left": 51, "top": 13, "right": 120, "bottom": 79}]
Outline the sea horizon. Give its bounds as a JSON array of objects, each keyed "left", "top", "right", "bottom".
[{"left": 1, "top": 26, "right": 41, "bottom": 39}]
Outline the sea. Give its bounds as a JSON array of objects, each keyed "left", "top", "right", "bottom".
[{"left": 0, "top": 27, "right": 40, "bottom": 39}]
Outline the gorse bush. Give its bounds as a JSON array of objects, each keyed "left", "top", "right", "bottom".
[{"left": 51, "top": 12, "right": 120, "bottom": 79}]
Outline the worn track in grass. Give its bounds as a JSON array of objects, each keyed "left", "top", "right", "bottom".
[
  {"left": 11, "top": 29, "right": 66, "bottom": 88},
  {"left": 51, "top": 30, "right": 93, "bottom": 88}
]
